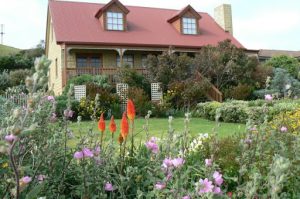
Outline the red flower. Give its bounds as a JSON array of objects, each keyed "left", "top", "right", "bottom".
[
  {"left": 227, "top": 192, "right": 233, "bottom": 198},
  {"left": 109, "top": 116, "right": 117, "bottom": 134},
  {"left": 98, "top": 113, "right": 105, "bottom": 133},
  {"left": 121, "top": 112, "right": 129, "bottom": 139},
  {"left": 127, "top": 99, "right": 135, "bottom": 121},
  {"left": 118, "top": 133, "right": 124, "bottom": 144}
]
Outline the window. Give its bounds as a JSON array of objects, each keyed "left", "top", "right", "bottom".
[
  {"left": 141, "top": 55, "right": 148, "bottom": 68},
  {"left": 107, "top": 12, "right": 124, "bottom": 31},
  {"left": 117, "top": 55, "right": 134, "bottom": 67},
  {"left": 55, "top": 58, "right": 58, "bottom": 78},
  {"left": 76, "top": 54, "right": 102, "bottom": 67},
  {"left": 182, "top": 17, "right": 197, "bottom": 35}
]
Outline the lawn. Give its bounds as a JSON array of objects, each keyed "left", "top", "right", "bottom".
[{"left": 68, "top": 117, "right": 245, "bottom": 146}]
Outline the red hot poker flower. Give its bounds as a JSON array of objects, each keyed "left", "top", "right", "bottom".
[
  {"left": 109, "top": 116, "right": 117, "bottom": 134},
  {"left": 127, "top": 99, "right": 135, "bottom": 121},
  {"left": 121, "top": 112, "right": 129, "bottom": 139},
  {"left": 98, "top": 113, "right": 106, "bottom": 133}
]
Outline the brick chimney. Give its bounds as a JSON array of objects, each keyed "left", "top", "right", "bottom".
[{"left": 214, "top": 4, "right": 233, "bottom": 35}]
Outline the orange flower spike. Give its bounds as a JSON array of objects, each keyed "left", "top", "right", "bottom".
[
  {"left": 98, "top": 113, "right": 106, "bottom": 133},
  {"left": 109, "top": 116, "right": 117, "bottom": 134},
  {"left": 121, "top": 112, "right": 129, "bottom": 139},
  {"left": 118, "top": 133, "right": 124, "bottom": 144},
  {"left": 127, "top": 99, "right": 136, "bottom": 121}
]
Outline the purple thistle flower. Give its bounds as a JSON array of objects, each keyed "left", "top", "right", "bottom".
[
  {"left": 205, "top": 159, "right": 212, "bottom": 167},
  {"left": 37, "top": 175, "right": 47, "bottom": 182},
  {"left": 244, "top": 138, "right": 252, "bottom": 144},
  {"left": 82, "top": 148, "right": 94, "bottom": 158},
  {"left": 154, "top": 182, "right": 166, "bottom": 190},
  {"left": 213, "top": 186, "right": 222, "bottom": 194},
  {"left": 93, "top": 146, "right": 101, "bottom": 156},
  {"left": 265, "top": 94, "right": 273, "bottom": 101},
  {"left": 182, "top": 196, "right": 191, "bottom": 199},
  {"left": 20, "top": 176, "right": 32, "bottom": 184},
  {"left": 47, "top": 96, "right": 55, "bottom": 102},
  {"left": 198, "top": 178, "right": 214, "bottom": 194},
  {"left": 5, "top": 134, "right": 17, "bottom": 144},
  {"left": 74, "top": 151, "right": 84, "bottom": 159},
  {"left": 145, "top": 137, "right": 159, "bottom": 154},
  {"left": 64, "top": 109, "right": 74, "bottom": 119},
  {"left": 280, "top": 126, "right": 288, "bottom": 133},
  {"left": 162, "top": 158, "right": 173, "bottom": 169},
  {"left": 213, "top": 171, "right": 224, "bottom": 186},
  {"left": 171, "top": 158, "right": 185, "bottom": 168},
  {"left": 105, "top": 182, "right": 114, "bottom": 191}
]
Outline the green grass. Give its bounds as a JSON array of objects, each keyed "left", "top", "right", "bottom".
[
  {"left": 68, "top": 117, "right": 245, "bottom": 146},
  {"left": 0, "top": 44, "right": 20, "bottom": 56}
]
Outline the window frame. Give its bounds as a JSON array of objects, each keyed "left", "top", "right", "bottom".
[
  {"left": 106, "top": 11, "right": 124, "bottom": 31},
  {"left": 182, "top": 17, "right": 197, "bottom": 35},
  {"left": 116, "top": 54, "right": 134, "bottom": 67},
  {"left": 76, "top": 54, "right": 103, "bottom": 68}
]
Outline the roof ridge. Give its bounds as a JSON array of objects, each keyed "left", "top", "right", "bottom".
[{"left": 51, "top": 0, "right": 209, "bottom": 14}]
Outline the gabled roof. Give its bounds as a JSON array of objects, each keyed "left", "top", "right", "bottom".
[
  {"left": 167, "top": 5, "right": 201, "bottom": 23},
  {"left": 95, "top": 0, "right": 129, "bottom": 18},
  {"left": 48, "top": 1, "right": 244, "bottom": 49}
]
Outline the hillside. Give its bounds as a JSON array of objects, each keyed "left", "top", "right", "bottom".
[{"left": 0, "top": 44, "right": 20, "bottom": 56}]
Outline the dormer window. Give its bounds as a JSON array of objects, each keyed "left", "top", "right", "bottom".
[
  {"left": 95, "top": 0, "right": 130, "bottom": 31},
  {"left": 182, "top": 17, "right": 197, "bottom": 34},
  {"left": 107, "top": 12, "right": 124, "bottom": 31},
  {"left": 167, "top": 5, "right": 201, "bottom": 35}
]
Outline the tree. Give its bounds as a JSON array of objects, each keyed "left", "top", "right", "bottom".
[
  {"left": 146, "top": 52, "right": 193, "bottom": 91},
  {"left": 193, "top": 40, "right": 258, "bottom": 92},
  {"left": 264, "top": 55, "right": 300, "bottom": 78}
]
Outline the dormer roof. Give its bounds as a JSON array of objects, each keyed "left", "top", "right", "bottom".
[
  {"left": 95, "top": 0, "right": 129, "bottom": 18},
  {"left": 167, "top": 5, "right": 201, "bottom": 23}
]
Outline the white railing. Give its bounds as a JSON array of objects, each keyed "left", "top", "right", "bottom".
[{"left": 2, "top": 93, "right": 28, "bottom": 107}]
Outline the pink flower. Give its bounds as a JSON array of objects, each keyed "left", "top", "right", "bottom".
[
  {"left": 47, "top": 96, "right": 55, "bottom": 101},
  {"left": 166, "top": 172, "right": 173, "bottom": 181},
  {"left": 205, "top": 159, "right": 212, "bottom": 167},
  {"left": 105, "top": 182, "right": 114, "bottom": 191},
  {"left": 20, "top": 176, "right": 32, "bottom": 184},
  {"left": 280, "top": 126, "right": 288, "bottom": 133},
  {"left": 171, "top": 158, "right": 185, "bottom": 168},
  {"left": 74, "top": 151, "right": 84, "bottom": 159},
  {"left": 265, "top": 94, "right": 273, "bottom": 101},
  {"left": 162, "top": 158, "right": 173, "bottom": 168},
  {"left": 5, "top": 134, "right": 17, "bottom": 143},
  {"left": 213, "top": 171, "right": 224, "bottom": 186},
  {"left": 198, "top": 178, "right": 214, "bottom": 194},
  {"left": 182, "top": 196, "right": 190, "bottom": 199},
  {"left": 50, "top": 113, "right": 57, "bottom": 123},
  {"left": 82, "top": 148, "right": 94, "bottom": 158},
  {"left": 37, "top": 175, "right": 47, "bottom": 182},
  {"left": 155, "top": 182, "right": 166, "bottom": 190},
  {"left": 93, "top": 146, "right": 101, "bottom": 156},
  {"left": 213, "top": 186, "right": 222, "bottom": 194},
  {"left": 64, "top": 109, "right": 74, "bottom": 118},
  {"left": 145, "top": 137, "right": 159, "bottom": 154},
  {"left": 249, "top": 126, "right": 257, "bottom": 131},
  {"left": 244, "top": 138, "right": 252, "bottom": 144}
]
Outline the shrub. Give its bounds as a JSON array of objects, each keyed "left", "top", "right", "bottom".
[
  {"left": 225, "top": 83, "right": 254, "bottom": 100},
  {"left": 9, "top": 69, "right": 32, "bottom": 86},
  {"left": 270, "top": 108, "right": 300, "bottom": 135},
  {"left": 0, "top": 71, "right": 12, "bottom": 92},
  {"left": 194, "top": 101, "right": 222, "bottom": 121},
  {"left": 264, "top": 55, "right": 300, "bottom": 78},
  {"left": 217, "top": 103, "right": 248, "bottom": 123}
]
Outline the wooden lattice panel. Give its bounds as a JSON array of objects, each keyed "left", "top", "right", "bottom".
[
  {"left": 116, "top": 83, "right": 128, "bottom": 112},
  {"left": 151, "top": 83, "right": 162, "bottom": 102},
  {"left": 74, "top": 85, "right": 86, "bottom": 101}
]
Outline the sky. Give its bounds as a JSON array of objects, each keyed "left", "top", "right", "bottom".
[{"left": 0, "top": 0, "right": 299, "bottom": 50}]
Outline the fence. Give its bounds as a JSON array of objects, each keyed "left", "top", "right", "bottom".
[{"left": 2, "top": 93, "right": 28, "bottom": 107}]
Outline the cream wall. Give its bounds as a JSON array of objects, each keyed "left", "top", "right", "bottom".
[{"left": 47, "top": 15, "right": 64, "bottom": 95}]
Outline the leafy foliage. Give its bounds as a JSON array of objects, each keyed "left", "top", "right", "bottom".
[{"left": 265, "top": 55, "right": 300, "bottom": 78}]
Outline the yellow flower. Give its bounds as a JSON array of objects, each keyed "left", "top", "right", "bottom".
[{"left": 2, "top": 162, "right": 8, "bottom": 168}]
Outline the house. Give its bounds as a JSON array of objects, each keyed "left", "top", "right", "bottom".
[
  {"left": 257, "top": 49, "right": 300, "bottom": 62},
  {"left": 46, "top": 0, "right": 244, "bottom": 96}
]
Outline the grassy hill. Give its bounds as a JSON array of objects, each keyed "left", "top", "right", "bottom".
[{"left": 0, "top": 44, "right": 20, "bottom": 56}]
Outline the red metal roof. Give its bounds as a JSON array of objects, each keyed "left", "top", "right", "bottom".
[{"left": 49, "top": 1, "right": 244, "bottom": 49}]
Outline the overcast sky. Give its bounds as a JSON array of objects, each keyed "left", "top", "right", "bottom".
[{"left": 0, "top": 0, "right": 299, "bottom": 50}]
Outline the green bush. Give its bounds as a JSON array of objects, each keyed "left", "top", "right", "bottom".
[
  {"left": 194, "top": 101, "right": 222, "bottom": 121},
  {"left": 225, "top": 84, "right": 254, "bottom": 100}
]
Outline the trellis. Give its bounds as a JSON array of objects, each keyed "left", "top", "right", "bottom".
[
  {"left": 151, "top": 82, "right": 163, "bottom": 103},
  {"left": 74, "top": 85, "right": 86, "bottom": 101},
  {"left": 116, "top": 83, "right": 128, "bottom": 112}
]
